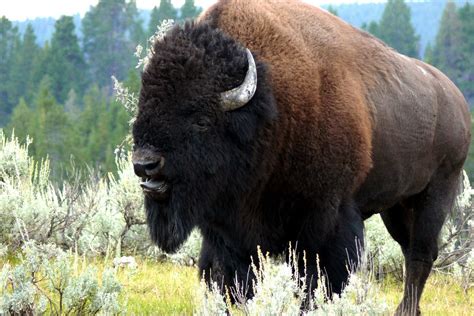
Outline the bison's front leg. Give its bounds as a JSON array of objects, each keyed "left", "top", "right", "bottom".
[
  {"left": 198, "top": 233, "right": 254, "bottom": 301},
  {"left": 300, "top": 201, "right": 364, "bottom": 298}
]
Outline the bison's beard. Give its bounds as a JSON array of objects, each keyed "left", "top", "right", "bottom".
[{"left": 144, "top": 193, "right": 195, "bottom": 253}]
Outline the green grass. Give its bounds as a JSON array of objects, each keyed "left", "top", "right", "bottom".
[{"left": 117, "top": 260, "right": 199, "bottom": 315}]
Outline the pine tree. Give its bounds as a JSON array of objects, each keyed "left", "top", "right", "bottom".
[
  {"left": 8, "top": 76, "right": 71, "bottom": 179},
  {"left": 82, "top": 0, "right": 141, "bottom": 87},
  {"left": 0, "top": 16, "right": 20, "bottom": 122},
  {"left": 458, "top": 3, "right": 474, "bottom": 104},
  {"left": 75, "top": 85, "right": 124, "bottom": 171},
  {"left": 431, "top": 2, "right": 463, "bottom": 85},
  {"left": 362, "top": 21, "right": 380, "bottom": 38},
  {"left": 148, "top": 1, "right": 177, "bottom": 35},
  {"left": 31, "top": 76, "right": 70, "bottom": 177},
  {"left": 42, "top": 16, "right": 88, "bottom": 103},
  {"left": 8, "top": 24, "right": 40, "bottom": 109},
  {"left": 64, "top": 89, "right": 81, "bottom": 121},
  {"left": 31, "top": 41, "right": 51, "bottom": 92},
  {"left": 326, "top": 5, "right": 338, "bottom": 17},
  {"left": 7, "top": 98, "right": 34, "bottom": 142},
  {"left": 127, "top": 0, "right": 146, "bottom": 47},
  {"left": 76, "top": 85, "right": 105, "bottom": 165},
  {"left": 365, "top": 0, "right": 420, "bottom": 58},
  {"left": 180, "top": 0, "right": 202, "bottom": 21},
  {"left": 423, "top": 42, "right": 434, "bottom": 65}
]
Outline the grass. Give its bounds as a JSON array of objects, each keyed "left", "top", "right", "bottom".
[
  {"left": 381, "top": 273, "right": 473, "bottom": 316},
  {"left": 1, "top": 256, "right": 472, "bottom": 315},
  {"left": 117, "top": 259, "right": 473, "bottom": 315},
  {"left": 117, "top": 260, "right": 199, "bottom": 315}
]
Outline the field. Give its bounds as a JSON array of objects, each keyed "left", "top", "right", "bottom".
[
  {"left": 1, "top": 132, "right": 472, "bottom": 315},
  {"left": 1, "top": 251, "right": 474, "bottom": 315},
  {"left": 111, "top": 259, "right": 473, "bottom": 315}
]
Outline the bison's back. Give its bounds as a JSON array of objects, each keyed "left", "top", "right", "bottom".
[{"left": 201, "top": 0, "right": 470, "bottom": 212}]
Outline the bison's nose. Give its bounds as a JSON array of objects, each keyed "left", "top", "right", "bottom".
[{"left": 132, "top": 149, "right": 165, "bottom": 178}]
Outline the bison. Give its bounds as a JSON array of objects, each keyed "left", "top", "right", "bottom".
[{"left": 131, "top": 0, "right": 471, "bottom": 313}]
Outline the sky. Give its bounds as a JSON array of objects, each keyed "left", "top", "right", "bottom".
[{"left": 0, "top": 0, "right": 387, "bottom": 21}]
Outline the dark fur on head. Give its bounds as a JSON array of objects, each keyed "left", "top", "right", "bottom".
[{"left": 133, "top": 21, "right": 277, "bottom": 253}]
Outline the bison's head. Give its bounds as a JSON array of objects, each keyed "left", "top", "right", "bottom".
[{"left": 132, "top": 22, "right": 277, "bottom": 253}]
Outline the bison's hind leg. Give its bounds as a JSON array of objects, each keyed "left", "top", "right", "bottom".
[{"left": 383, "top": 167, "right": 462, "bottom": 315}]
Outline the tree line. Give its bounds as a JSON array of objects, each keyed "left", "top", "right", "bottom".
[
  {"left": 360, "top": 0, "right": 473, "bottom": 105},
  {"left": 0, "top": 0, "right": 201, "bottom": 180},
  {"left": 1, "top": 0, "right": 473, "bottom": 180}
]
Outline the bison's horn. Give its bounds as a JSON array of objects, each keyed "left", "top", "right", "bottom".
[{"left": 221, "top": 49, "right": 257, "bottom": 111}]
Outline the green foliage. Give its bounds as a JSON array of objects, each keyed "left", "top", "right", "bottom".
[
  {"left": 458, "top": 3, "right": 474, "bottom": 104},
  {"left": 0, "top": 242, "right": 123, "bottom": 315},
  {"left": 26, "top": 77, "right": 70, "bottom": 176},
  {"left": 148, "top": 1, "right": 177, "bottom": 36},
  {"left": 326, "top": 5, "right": 338, "bottom": 17},
  {"left": 0, "top": 16, "right": 20, "bottom": 122},
  {"left": 180, "top": 0, "right": 202, "bottom": 21},
  {"left": 82, "top": 0, "right": 140, "bottom": 86},
  {"left": 429, "top": 2, "right": 474, "bottom": 104},
  {"left": 364, "top": 0, "right": 420, "bottom": 58},
  {"left": 8, "top": 24, "right": 40, "bottom": 107},
  {"left": 126, "top": 0, "right": 146, "bottom": 47},
  {"left": 431, "top": 2, "right": 464, "bottom": 84},
  {"left": 0, "top": 131, "right": 202, "bottom": 261},
  {"left": 42, "top": 16, "right": 87, "bottom": 103},
  {"left": 73, "top": 84, "right": 130, "bottom": 172},
  {"left": 362, "top": 21, "right": 380, "bottom": 37},
  {"left": 6, "top": 76, "right": 130, "bottom": 178},
  {"left": 423, "top": 41, "right": 434, "bottom": 64}
]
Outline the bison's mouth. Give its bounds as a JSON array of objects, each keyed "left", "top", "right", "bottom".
[{"left": 140, "top": 178, "right": 170, "bottom": 201}]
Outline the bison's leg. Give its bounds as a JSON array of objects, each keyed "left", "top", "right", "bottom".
[
  {"left": 394, "top": 168, "right": 461, "bottom": 316},
  {"left": 380, "top": 202, "right": 414, "bottom": 257},
  {"left": 198, "top": 233, "right": 254, "bottom": 302},
  {"left": 302, "top": 201, "right": 364, "bottom": 300}
]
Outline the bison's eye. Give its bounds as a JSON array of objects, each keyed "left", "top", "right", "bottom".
[{"left": 193, "top": 117, "right": 212, "bottom": 132}]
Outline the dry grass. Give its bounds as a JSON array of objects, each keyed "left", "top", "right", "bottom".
[
  {"left": 117, "top": 259, "right": 472, "bottom": 315},
  {"left": 381, "top": 274, "right": 473, "bottom": 316},
  {"left": 117, "top": 260, "right": 200, "bottom": 315}
]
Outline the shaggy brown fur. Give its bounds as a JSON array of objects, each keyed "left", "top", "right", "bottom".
[
  {"left": 201, "top": 0, "right": 374, "bottom": 194},
  {"left": 202, "top": 1, "right": 471, "bottom": 312}
]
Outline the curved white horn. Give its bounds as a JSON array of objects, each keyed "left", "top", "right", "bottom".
[{"left": 220, "top": 49, "right": 257, "bottom": 111}]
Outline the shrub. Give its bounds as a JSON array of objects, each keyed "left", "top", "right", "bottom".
[
  {"left": 0, "top": 241, "right": 123, "bottom": 315},
  {"left": 0, "top": 129, "right": 203, "bottom": 265},
  {"left": 436, "top": 170, "right": 474, "bottom": 292},
  {"left": 364, "top": 215, "right": 404, "bottom": 280},
  {"left": 195, "top": 247, "right": 390, "bottom": 315}
]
